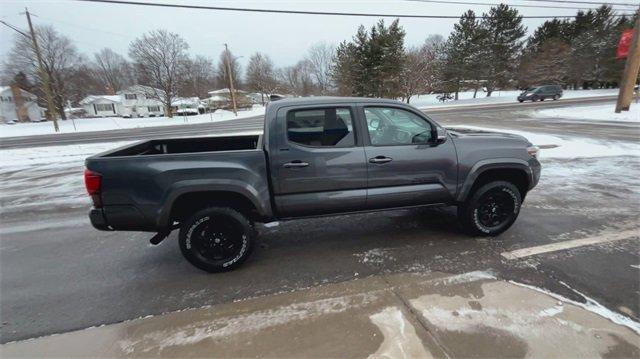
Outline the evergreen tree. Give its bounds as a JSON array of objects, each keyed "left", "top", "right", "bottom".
[
  {"left": 442, "top": 10, "right": 486, "bottom": 99},
  {"left": 480, "top": 4, "right": 526, "bottom": 96},
  {"left": 518, "top": 38, "right": 571, "bottom": 87},
  {"left": 332, "top": 19, "right": 406, "bottom": 98}
]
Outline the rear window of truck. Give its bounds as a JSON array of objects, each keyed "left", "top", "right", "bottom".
[{"left": 286, "top": 107, "right": 355, "bottom": 147}]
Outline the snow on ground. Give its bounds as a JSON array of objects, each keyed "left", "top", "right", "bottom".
[
  {"left": 411, "top": 89, "right": 619, "bottom": 109},
  {"left": 447, "top": 125, "right": 640, "bottom": 159},
  {"left": 0, "top": 141, "right": 133, "bottom": 214},
  {"left": 0, "top": 105, "right": 265, "bottom": 138},
  {"left": 533, "top": 104, "right": 640, "bottom": 123}
]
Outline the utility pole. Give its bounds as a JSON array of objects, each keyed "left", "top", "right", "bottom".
[
  {"left": 24, "top": 8, "right": 59, "bottom": 131},
  {"left": 224, "top": 43, "right": 238, "bottom": 116},
  {"left": 616, "top": 16, "right": 640, "bottom": 113}
]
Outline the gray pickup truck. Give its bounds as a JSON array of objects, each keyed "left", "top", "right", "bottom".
[{"left": 85, "top": 97, "right": 541, "bottom": 272}]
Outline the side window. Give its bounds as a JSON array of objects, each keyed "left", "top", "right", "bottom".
[
  {"left": 287, "top": 108, "right": 355, "bottom": 147},
  {"left": 364, "top": 107, "right": 432, "bottom": 146}
]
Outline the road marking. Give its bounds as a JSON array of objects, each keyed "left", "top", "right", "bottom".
[
  {"left": 501, "top": 229, "right": 640, "bottom": 260},
  {"left": 631, "top": 265, "right": 640, "bottom": 270}
]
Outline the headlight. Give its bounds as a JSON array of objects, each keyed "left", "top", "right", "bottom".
[{"left": 527, "top": 145, "right": 539, "bottom": 158}]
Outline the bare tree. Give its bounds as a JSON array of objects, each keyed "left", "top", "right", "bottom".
[
  {"left": 129, "top": 29, "right": 189, "bottom": 118},
  {"left": 215, "top": 49, "right": 242, "bottom": 90},
  {"left": 93, "top": 48, "right": 133, "bottom": 94},
  {"left": 181, "top": 55, "right": 215, "bottom": 98},
  {"left": 3, "top": 25, "right": 84, "bottom": 119},
  {"left": 245, "top": 52, "right": 278, "bottom": 104},
  {"left": 278, "top": 60, "right": 315, "bottom": 96},
  {"left": 306, "top": 42, "right": 334, "bottom": 95},
  {"left": 401, "top": 35, "right": 444, "bottom": 103}
]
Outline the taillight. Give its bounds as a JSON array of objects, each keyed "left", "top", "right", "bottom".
[{"left": 84, "top": 169, "right": 102, "bottom": 207}]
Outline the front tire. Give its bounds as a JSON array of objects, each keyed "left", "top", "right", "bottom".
[
  {"left": 458, "top": 181, "right": 522, "bottom": 236},
  {"left": 179, "top": 207, "right": 254, "bottom": 273}
]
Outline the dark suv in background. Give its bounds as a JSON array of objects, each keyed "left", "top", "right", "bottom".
[{"left": 518, "top": 85, "right": 563, "bottom": 102}]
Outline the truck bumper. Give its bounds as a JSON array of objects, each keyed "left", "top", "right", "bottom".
[{"left": 89, "top": 208, "right": 113, "bottom": 231}]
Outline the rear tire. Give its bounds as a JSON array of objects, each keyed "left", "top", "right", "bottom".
[
  {"left": 458, "top": 181, "right": 522, "bottom": 236},
  {"left": 179, "top": 207, "right": 254, "bottom": 273}
]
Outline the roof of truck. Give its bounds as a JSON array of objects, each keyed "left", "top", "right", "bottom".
[{"left": 268, "top": 96, "right": 404, "bottom": 107}]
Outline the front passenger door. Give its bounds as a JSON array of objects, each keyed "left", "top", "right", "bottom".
[{"left": 362, "top": 106, "right": 458, "bottom": 209}]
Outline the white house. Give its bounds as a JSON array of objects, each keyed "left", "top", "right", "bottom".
[
  {"left": 0, "top": 85, "right": 44, "bottom": 123},
  {"left": 79, "top": 85, "right": 165, "bottom": 118}
]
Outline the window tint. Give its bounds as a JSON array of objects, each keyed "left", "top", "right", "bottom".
[
  {"left": 287, "top": 108, "right": 355, "bottom": 147},
  {"left": 365, "top": 107, "right": 432, "bottom": 146}
]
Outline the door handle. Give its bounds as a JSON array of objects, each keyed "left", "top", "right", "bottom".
[
  {"left": 283, "top": 160, "right": 309, "bottom": 168},
  {"left": 369, "top": 156, "right": 393, "bottom": 164}
]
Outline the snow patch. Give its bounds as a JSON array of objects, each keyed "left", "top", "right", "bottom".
[
  {"left": 355, "top": 248, "right": 395, "bottom": 265},
  {"left": 534, "top": 104, "right": 639, "bottom": 123},
  {"left": 436, "top": 270, "right": 496, "bottom": 285},
  {"left": 368, "top": 306, "right": 432, "bottom": 359},
  {"left": 509, "top": 280, "right": 640, "bottom": 335}
]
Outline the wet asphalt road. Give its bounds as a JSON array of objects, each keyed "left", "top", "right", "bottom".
[{"left": 1, "top": 98, "right": 639, "bottom": 343}]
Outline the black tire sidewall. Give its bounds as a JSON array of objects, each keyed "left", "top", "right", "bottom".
[
  {"left": 460, "top": 181, "right": 522, "bottom": 236},
  {"left": 179, "top": 207, "right": 254, "bottom": 273}
]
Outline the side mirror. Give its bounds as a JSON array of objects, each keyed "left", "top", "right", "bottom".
[{"left": 432, "top": 127, "right": 448, "bottom": 145}]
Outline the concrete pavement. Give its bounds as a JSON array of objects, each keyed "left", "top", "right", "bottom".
[{"left": 3, "top": 271, "right": 638, "bottom": 358}]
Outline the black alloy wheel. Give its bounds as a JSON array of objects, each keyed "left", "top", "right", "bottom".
[{"left": 179, "top": 207, "right": 254, "bottom": 272}]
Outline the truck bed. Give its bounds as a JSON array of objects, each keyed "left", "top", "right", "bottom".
[
  {"left": 85, "top": 134, "right": 272, "bottom": 232},
  {"left": 99, "top": 135, "right": 261, "bottom": 157}
]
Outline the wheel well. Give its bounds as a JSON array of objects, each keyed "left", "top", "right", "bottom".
[
  {"left": 169, "top": 191, "right": 259, "bottom": 224},
  {"left": 468, "top": 168, "right": 529, "bottom": 200}
]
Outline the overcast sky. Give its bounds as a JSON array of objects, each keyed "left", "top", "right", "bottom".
[{"left": 0, "top": 0, "right": 635, "bottom": 70}]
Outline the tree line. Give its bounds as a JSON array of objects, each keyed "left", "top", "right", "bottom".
[{"left": 2, "top": 4, "right": 636, "bottom": 119}]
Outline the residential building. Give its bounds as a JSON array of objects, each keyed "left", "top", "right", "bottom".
[
  {"left": 0, "top": 85, "right": 44, "bottom": 123},
  {"left": 79, "top": 85, "right": 165, "bottom": 118}
]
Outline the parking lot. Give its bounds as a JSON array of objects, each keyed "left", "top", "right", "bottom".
[{"left": 1, "top": 99, "right": 638, "bottom": 345}]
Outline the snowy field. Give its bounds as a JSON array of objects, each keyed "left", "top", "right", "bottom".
[
  {"left": 412, "top": 88, "right": 619, "bottom": 108},
  {"left": 0, "top": 106, "right": 265, "bottom": 138},
  {"left": 534, "top": 103, "right": 639, "bottom": 123}
]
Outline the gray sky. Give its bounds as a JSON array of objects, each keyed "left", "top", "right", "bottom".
[{"left": 0, "top": 0, "right": 635, "bottom": 70}]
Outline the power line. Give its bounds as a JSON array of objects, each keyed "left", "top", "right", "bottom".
[
  {"left": 406, "top": 0, "right": 627, "bottom": 10},
  {"left": 75, "top": 0, "right": 635, "bottom": 19},
  {"left": 518, "top": 0, "right": 639, "bottom": 7},
  {"left": 0, "top": 20, "right": 29, "bottom": 38}
]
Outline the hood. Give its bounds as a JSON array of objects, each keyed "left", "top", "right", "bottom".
[{"left": 446, "top": 127, "right": 530, "bottom": 143}]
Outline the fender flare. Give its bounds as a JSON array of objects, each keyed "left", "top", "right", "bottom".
[
  {"left": 156, "top": 179, "right": 272, "bottom": 229},
  {"left": 456, "top": 158, "right": 532, "bottom": 202}
]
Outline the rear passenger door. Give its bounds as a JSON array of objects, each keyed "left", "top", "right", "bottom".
[{"left": 270, "top": 105, "right": 368, "bottom": 217}]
